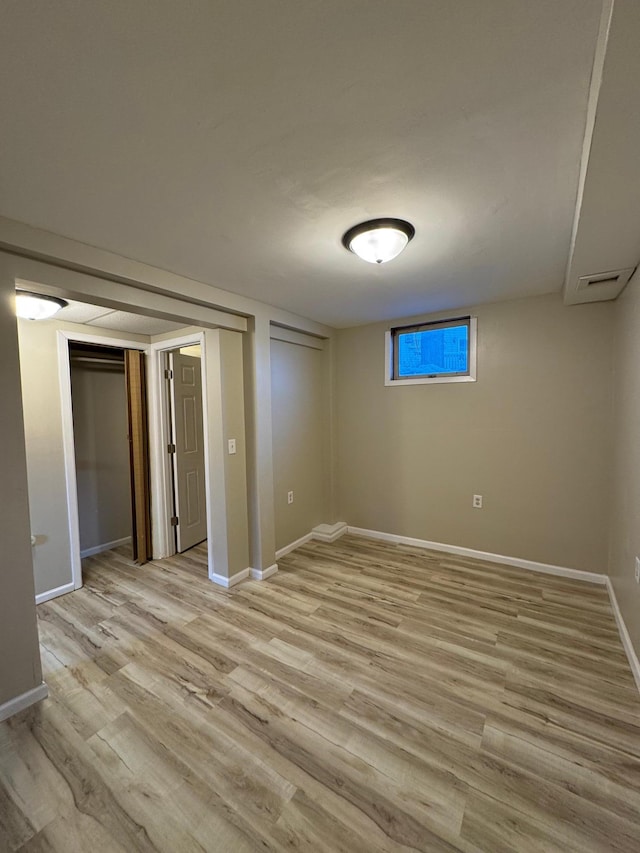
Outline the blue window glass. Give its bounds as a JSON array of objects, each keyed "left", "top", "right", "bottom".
[{"left": 396, "top": 321, "right": 469, "bottom": 378}]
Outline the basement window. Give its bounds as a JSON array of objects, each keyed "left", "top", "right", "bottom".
[{"left": 385, "top": 316, "right": 477, "bottom": 386}]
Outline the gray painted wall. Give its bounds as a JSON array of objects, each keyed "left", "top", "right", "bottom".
[
  {"left": 335, "top": 292, "right": 613, "bottom": 574},
  {"left": 0, "top": 279, "right": 42, "bottom": 706},
  {"left": 70, "top": 360, "right": 131, "bottom": 553},
  {"left": 610, "top": 268, "right": 640, "bottom": 656}
]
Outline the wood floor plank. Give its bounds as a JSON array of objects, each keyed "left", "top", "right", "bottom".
[
  {"left": 1, "top": 535, "right": 639, "bottom": 852},
  {"left": 481, "top": 724, "right": 640, "bottom": 826}
]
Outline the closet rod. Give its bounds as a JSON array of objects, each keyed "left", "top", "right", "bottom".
[{"left": 70, "top": 356, "right": 125, "bottom": 366}]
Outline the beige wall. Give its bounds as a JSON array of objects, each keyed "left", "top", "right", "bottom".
[
  {"left": 202, "top": 329, "right": 250, "bottom": 578},
  {"left": 242, "top": 318, "right": 278, "bottom": 573},
  {"left": 336, "top": 292, "right": 613, "bottom": 573},
  {"left": 271, "top": 337, "right": 328, "bottom": 551},
  {"left": 17, "top": 319, "right": 146, "bottom": 596},
  {"left": 609, "top": 269, "right": 640, "bottom": 656},
  {"left": 0, "top": 280, "right": 42, "bottom": 706},
  {"left": 70, "top": 361, "right": 131, "bottom": 553},
  {"left": 219, "top": 330, "right": 250, "bottom": 575}
]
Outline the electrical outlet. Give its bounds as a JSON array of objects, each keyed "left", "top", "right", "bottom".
[
  {"left": 472, "top": 494, "right": 483, "bottom": 509},
  {"left": 228, "top": 438, "right": 236, "bottom": 455},
  {"left": 635, "top": 556, "right": 640, "bottom": 584},
  {"left": 287, "top": 490, "right": 294, "bottom": 505}
]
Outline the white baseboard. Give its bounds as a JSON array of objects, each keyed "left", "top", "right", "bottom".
[
  {"left": 347, "top": 526, "right": 607, "bottom": 585},
  {"left": 0, "top": 682, "right": 48, "bottom": 723},
  {"left": 80, "top": 536, "right": 132, "bottom": 559},
  {"left": 275, "top": 522, "right": 348, "bottom": 560},
  {"left": 209, "top": 567, "right": 250, "bottom": 589},
  {"left": 250, "top": 563, "right": 279, "bottom": 581},
  {"left": 312, "top": 521, "right": 348, "bottom": 543},
  {"left": 276, "top": 533, "right": 313, "bottom": 560},
  {"left": 606, "top": 578, "right": 640, "bottom": 694},
  {"left": 36, "top": 581, "right": 75, "bottom": 605}
]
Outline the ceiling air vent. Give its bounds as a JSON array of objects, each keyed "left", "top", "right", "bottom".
[{"left": 573, "top": 267, "right": 635, "bottom": 303}]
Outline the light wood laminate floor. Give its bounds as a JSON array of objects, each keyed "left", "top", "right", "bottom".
[{"left": 1, "top": 535, "right": 640, "bottom": 852}]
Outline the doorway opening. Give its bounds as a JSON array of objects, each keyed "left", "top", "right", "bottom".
[
  {"left": 69, "top": 342, "right": 132, "bottom": 560},
  {"left": 148, "top": 331, "right": 213, "bottom": 578},
  {"left": 165, "top": 344, "right": 208, "bottom": 556},
  {"left": 67, "top": 339, "right": 152, "bottom": 579}
]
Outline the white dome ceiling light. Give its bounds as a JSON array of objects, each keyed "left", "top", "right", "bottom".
[
  {"left": 15, "top": 291, "right": 68, "bottom": 320},
  {"left": 342, "top": 218, "right": 415, "bottom": 264}
]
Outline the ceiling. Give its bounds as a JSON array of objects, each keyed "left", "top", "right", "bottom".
[
  {"left": 57, "top": 299, "right": 186, "bottom": 336},
  {"left": 0, "top": 1, "right": 606, "bottom": 327},
  {"left": 563, "top": 0, "right": 640, "bottom": 305}
]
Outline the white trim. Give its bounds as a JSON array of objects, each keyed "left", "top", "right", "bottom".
[
  {"left": 0, "top": 682, "right": 48, "bottom": 723},
  {"left": 275, "top": 522, "right": 348, "bottom": 559},
  {"left": 149, "top": 331, "right": 210, "bottom": 352},
  {"left": 35, "top": 581, "right": 75, "bottom": 605},
  {"left": 384, "top": 317, "right": 477, "bottom": 386},
  {"left": 250, "top": 563, "right": 279, "bottom": 581},
  {"left": 148, "top": 347, "right": 175, "bottom": 560},
  {"left": 57, "top": 329, "right": 149, "bottom": 350},
  {"left": 210, "top": 567, "right": 250, "bottom": 588},
  {"left": 276, "top": 533, "right": 313, "bottom": 560},
  {"left": 80, "top": 536, "right": 131, "bottom": 559},
  {"left": 347, "top": 526, "right": 607, "bottom": 584},
  {"left": 606, "top": 578, "right": 640, "bottom": 694},
  {"left": 56, "top": 330, "right": 149, "bottom": 597},
  {"left": 57, "top": 333, "right": 82, "bottom": 592},
  {"left": 312, "top": 521, "right": 348, "bottom": 543}
]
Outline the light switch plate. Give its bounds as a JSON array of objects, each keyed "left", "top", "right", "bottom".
[{"left": 228, "top": 438, "right": 236, "bottom": 455}]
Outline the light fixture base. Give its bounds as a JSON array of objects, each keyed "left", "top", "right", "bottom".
[
  {"left": 15, "top": 291, "right": 68, "bottom": 321},
  {"left": 342, "top": 218, "right": 415, "bottom": 264}
]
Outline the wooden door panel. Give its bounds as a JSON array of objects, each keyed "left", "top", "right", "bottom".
[{"left": 124, "top": 350, "right": 151, "bottom": 564}]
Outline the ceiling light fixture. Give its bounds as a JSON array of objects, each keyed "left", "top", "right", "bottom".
[
  {"left": 15, "top": 291, "right": 68, "bottom": 320},
  {"left": 342, "top": 218, "right": 415, "bottom": 264}
]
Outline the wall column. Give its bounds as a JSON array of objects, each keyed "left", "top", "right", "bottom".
[
  {"left": 244, "top": 316, "right": 277, "bottom": 573},
  {"left": 0, "top": 264, "right": 45, "bottom": 718}
]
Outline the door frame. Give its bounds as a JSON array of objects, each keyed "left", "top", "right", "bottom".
[
  {"left": 57, "top": 330, "right": 150, "bottom": 592},
  {"left": 148, "top": 332, "right": 214, "bottom": 575}
]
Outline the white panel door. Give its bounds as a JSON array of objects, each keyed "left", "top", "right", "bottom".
[{"left": 169, "top": 352, "right": 207, "bottom": 552}]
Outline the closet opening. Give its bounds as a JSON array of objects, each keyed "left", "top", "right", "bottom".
[{"left": 69, "top": 341, "right": 151, "bottom": 572}]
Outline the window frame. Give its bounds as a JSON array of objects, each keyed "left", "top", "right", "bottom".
[{"left": 384, "top": 316, "right": 477, "bottom": 386}]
